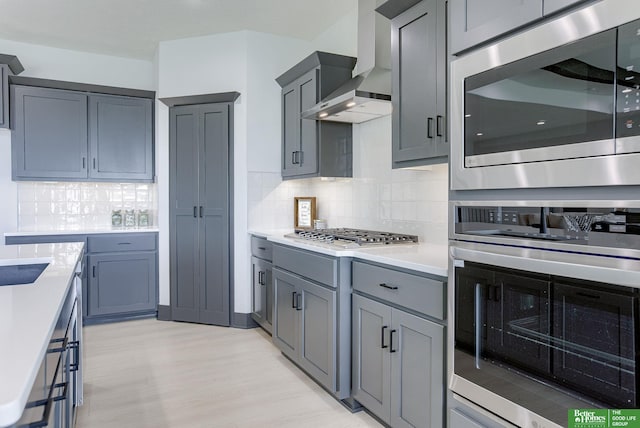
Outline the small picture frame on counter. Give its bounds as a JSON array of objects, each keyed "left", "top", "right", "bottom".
[{"left": 294, "top": 197, "right": 316, "bottom": 229}]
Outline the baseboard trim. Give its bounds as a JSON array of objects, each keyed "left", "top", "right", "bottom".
[
  {"left": 232, "top": 312, "right": 258, "bottom": 329},
  {"left": 157, "top": 305, "right": 172, "bottom": 321}
]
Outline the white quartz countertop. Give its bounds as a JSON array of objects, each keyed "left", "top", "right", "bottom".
[
  {"left": 0, "top": 242, "right": 84, "bottom": 427},
  {"left": 5, "top": 226, "right": 159, "bottom": 237},
  {"left": 254, "top": 231, "right": 448, "bottom": 278}
]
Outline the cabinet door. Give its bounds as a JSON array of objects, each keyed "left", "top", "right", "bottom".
[
  {"left": 252, "top": 256, "right": 267, "bottom": 325},
  {"left": 89, "top": 95, "right": 153, "bottom": 181},
  {"left": 543, "top": 0, "right": 588, "bottom": 15},
  {"left": 12, "top": 86, "right": 88, "bottom": 180},
  {"left": 390, "top": 309, "right": 444, "bottom": 428},
  {"left": 450, "top": 0, "right": 542, "bottom": 54},
  {"left": 169, "top": 105, "right": 201, "bottom": 323},
  {"left": 265, "top": 262, "right": 273, "bottom": 329},
  {"left": 0, "top": 65, "right": 7, "bottom": 129},
  {"left": 281, "top": 81, "right": 300, "bottom": 177},
  {"left": 392, "top": 1, "right": 441, "bottom": 165},
  {"left": 272, "top": 268, "right": 299, "bottom": 360},
  {"left": 352, "top": 294, "right": 393, "bottom": 424},
  {"left": 297, "top": 69, "right": 319, "bottom": 176},
  {"left": 298, "top": 277, "right": 336, "bottom": 392},
  {"left": 198, "top": 104, "right": 230, "bottom": 326},
  {"left": 87, "top": 252, "right": 157, "bottom": 317}
]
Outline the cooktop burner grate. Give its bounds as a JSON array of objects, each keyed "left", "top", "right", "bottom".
[{"left": 286, "top": 228, "right": 419, "bottom": 247}]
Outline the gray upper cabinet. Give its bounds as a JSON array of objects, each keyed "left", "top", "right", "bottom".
[
  {"left": 450, "top": 0, "right": 594, "bottom": 54},
  {"left": 0, "top": 65, "right": 8, "bottom": 129},
  {"left": 11, "top": 84, "right": 154, "bottom": 182},
  {"left": 276, "top": 51, "right": 356, "bottom": 180},
  {"left": 89, "top": 94, "right": 153, "bottom": 181},
  {"left": 389, "top": 0, "right": 448, "bottom": 168},
  {"left": 0, "top": 55, "right": 24, "bottom": 129},
  {"left": 450, "top": 0, "right": 543, "bottom": 54},
  {"left": 12, "top": 85, "right": 89, "bottom": 180},
  {"left": 543, "top": 0, "right": 589, "bottom": 14}
]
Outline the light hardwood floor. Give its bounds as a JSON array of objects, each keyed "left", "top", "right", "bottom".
[{"left": 76, "top": 319, "right": 382, "bottom": 428}]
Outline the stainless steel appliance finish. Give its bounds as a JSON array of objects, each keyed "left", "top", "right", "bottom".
[
  {"left": 301, "top": 0, "right": 392, "bottom": 124},
  {"left": 449, "top": 200, "right": 640, "bottom": 427},
  {"left": 450, "top": 0, "right": 640, "bottom": 190},
  {"left": 285, "top": 228, "right": 418, "bottom": 248}
]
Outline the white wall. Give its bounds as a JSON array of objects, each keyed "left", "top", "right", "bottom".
[
  {"left": 0, "top": 39, "right": 155, "bottom": 236},
  {"left": 156, "top": 31, "right": 313, "bottom": 313},
  {"left": 248, "top": 116, "right": 449, "bottom": 246}
]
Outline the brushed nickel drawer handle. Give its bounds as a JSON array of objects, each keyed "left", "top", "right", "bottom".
[{"left": 379, "top": 283, "right": 398, "bottom": 290}]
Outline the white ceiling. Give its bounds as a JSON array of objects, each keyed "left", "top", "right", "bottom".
[{"left": 0, "top": 0, "right": 357, "bottom": 60}]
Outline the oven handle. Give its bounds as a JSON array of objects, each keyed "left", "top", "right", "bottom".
[
  {"left": 451, "top": 244, "right": 640, "bottom": 289},
  {"left": 475, "top": 282, "right": 482, "bottom": 369}
]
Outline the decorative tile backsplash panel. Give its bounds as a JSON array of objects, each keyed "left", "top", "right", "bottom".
[
  {"left": 17, "top": 182, "right": 157, "bottom": 229},
  {"left": 248, "top": 116, "right": 449, "bottom": 245}
]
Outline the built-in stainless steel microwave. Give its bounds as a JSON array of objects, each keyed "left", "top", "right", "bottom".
[{"left": 450, "top": 0, "right": 640, "bottom": 190}]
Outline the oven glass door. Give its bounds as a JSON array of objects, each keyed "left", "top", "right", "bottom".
[
  {"left": 454, "top": 261, "right": 639, "bottom": 425},
  {"left": 464, "top": 29, "right": 616, "bottom": 168}
]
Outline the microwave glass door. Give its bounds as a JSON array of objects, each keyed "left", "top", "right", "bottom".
[
  {"left": 454, "top": 262, "right": 639, "bottom": 425},
  {"left": 464, "top": 29, "right": 616, "bottom": 168}
]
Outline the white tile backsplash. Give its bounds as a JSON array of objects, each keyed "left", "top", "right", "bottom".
[
  {"left": 248, "top": 115, "right": 449, "bottom": 245},
  {"left": 17, "top": 182, "right": 157, "bottom": 229}
]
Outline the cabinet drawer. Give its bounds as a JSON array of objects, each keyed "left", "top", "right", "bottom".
[
  {"left": 352, "top": 261, "right": 444, "bottom": 320},
  {"left": 273, "top": 244, "right": 337, "bottom": 287},
  {"left": 251, "top": 236, "right": 273, "bottom": 261},
  {"left": 87, "top": 233, "right": 156, "bottom": 253}
]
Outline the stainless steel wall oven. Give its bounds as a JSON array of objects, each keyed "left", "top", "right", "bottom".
[
  {"left": 450, "top": 0, "right": 640, "bottom": 190},
  {"left": 449, "top": 201, "right": 640, "bottom": 427}
]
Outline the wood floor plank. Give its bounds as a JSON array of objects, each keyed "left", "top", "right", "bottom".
[{"left": 76, "top": 319, "right": 381, "bottom": 428}]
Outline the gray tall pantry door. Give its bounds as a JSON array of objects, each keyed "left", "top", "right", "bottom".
[{"left": 169, "top": 103, "right": 231, "bottom": 326}]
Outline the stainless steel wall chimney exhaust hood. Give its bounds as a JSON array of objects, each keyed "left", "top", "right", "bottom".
[{"left": 302, "top": 0, "right": 392, "bottom": 124}]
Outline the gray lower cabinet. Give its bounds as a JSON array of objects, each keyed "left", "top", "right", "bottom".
[
  {"left": 271, "top": 243, "right": 352, "bottom": 402},
  {"left": 4, "top": 232, "right": 159, "bottom": 324},
  {"left": 353, "top": 294, "right": 444, "bottom": 428},
  {"left": 169, "top": 103, "right": 231, "bottom": 326},
  {"left": 276, "top": 51, "right": 355, "bottom": 180},
  {"left": 87, "top": 252, "right": 156, "bottom": 317},
  {"left": 352, "top": 260, "right": 446, "bottom": 428},
  {"left": 251, "top": 235, "right": 273, "bottom": 333},
  {"left": 11, "top": 84, "right": 154, "bottom": 182},
  {"left": 389, "top": 0, "right": 448, "bottom": 168},
  {"left": 88, "top": 94, "right": 153, "bottom": 181},
  {"left": 273, "top": 267, "right": 337, "bottom": 391},
  {"left": 0, "top": 64, "right": 8, "bottom": 128},
  {"left": 251, "top": 255, "right": 273, "bottom": 332}
]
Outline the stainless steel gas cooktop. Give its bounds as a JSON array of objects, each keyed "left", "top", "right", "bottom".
[{"left": 285, "top": 228, "right": 419, "bottom": 249}]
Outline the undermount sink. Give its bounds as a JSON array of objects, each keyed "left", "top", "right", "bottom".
[{"left": 0, "top": 263, "right": 49, "bottom": 286}]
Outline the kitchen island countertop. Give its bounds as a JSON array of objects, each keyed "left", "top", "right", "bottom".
[
  {"left": 250, "top": 230, "right": 448, "bottom": 278},
  {"left": 0, "top": 242, "right": 84, "bottom": 427}
]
